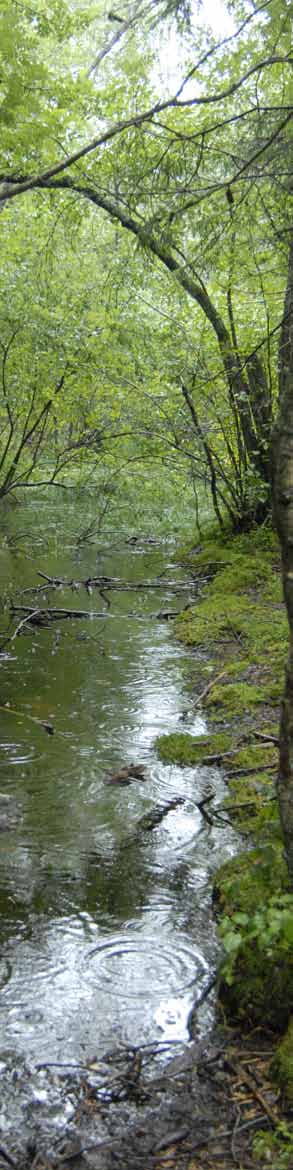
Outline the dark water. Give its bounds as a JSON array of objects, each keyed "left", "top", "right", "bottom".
[{"left": 0, "top": 494, "right": 236, "bottom": 1136}]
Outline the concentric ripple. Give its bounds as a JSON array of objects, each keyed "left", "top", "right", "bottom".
[
  {"left": 0, "top": 741, "right": 38, "bottom": 766},
  {"left": 87, "top": 933, "right": 207, "bottom": 1000}
]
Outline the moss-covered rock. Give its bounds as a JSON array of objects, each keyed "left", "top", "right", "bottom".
[
  {"left": 271, "top": 1018, "right": 293, "bottom": 1106},
  {"left": 155, "top": 730, "right": 232, "bottom": 765}
]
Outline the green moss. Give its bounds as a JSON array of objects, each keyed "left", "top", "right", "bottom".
[
  {"left": 230, "top": 744, "right": 278, "bottom": 770},
  {"left": 206, "top": 680, "right": 265, "bottom": 714},
  {"left": 208, "top": 553, "right": 272, "bottom": 595},
  {"left": 177, "top": 592, "right": 252, "bottom": 647},
  {"left": 262, "top": 574, "right": 283, "bottom": 604},
  {"left": 155, "top": 730, "right": 232, "bottom": 765},
  {"left": 169, "top": 525, "right": 293, "bottom": 1043},
  {"left": 271, "top": 1019, "right": 293, "bottom": 1106},
  {"left": 223, "top": 780, "right": 273, "bottom": 828},
  {"left": 180, "top": 527, "right": 279, "bottom": 576},
  {"left": 214, "top": 845, "right": 288, "bottom": 914}
]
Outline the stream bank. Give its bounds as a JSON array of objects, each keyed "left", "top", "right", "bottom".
[{"left": 156, "top": 522, "right": 293, "bottom": 1167}]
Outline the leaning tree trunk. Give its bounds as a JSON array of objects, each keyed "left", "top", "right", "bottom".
[{"left": 272, "top": 230, "right": 293, "bottom": 886}]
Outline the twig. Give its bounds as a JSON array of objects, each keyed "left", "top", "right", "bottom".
[
  {"left": 199, "top": 742, "right": 271, "bottom": 766},
  {"left": 225, "top": 762, "right": 277, "bottom": 778},
  {"left": 0, "top": 703, "right": 54, "bottom": 735},
  {"left": 254, "top": 730, "right": 279, "bottom": 745},
  {"left": 38, "top": 570, "right": 65, "bottom": 584},
  {"left": 231, "top": 1104, "right": 242, "bottom": 1162},
  {"left": 9, "top": 608, "right": 41, "bottom": 640},
  {"left": 192, "top": 670, "right": 228, "bottom": 707},
  {"left": 0, "top": 608, "right": 43, "bottom": 649},
  {"left": 153, "top": 1127, "right": 189, "bottom": 1153},
  {"left": 226, "top": 1057, "right": 279, "bottom": 1125},
  {"left": 35, "top": 1061, "right": 89, "bottom": 1071}
]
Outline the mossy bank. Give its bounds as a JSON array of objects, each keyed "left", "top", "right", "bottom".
[{"left": 155, "top": 524, "right": 293, "bottom": 1149}]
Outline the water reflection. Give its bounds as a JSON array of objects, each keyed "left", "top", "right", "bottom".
[{"left": 0, "top": 497, "right": 237, "bottom": 1090}]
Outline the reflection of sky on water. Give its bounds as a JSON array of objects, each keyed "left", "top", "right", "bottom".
[
  {"left": 124, "top": 631, "right": 206, "bottom": 752},
  {"left": 0, "top": 499, "right": 238, "bottom": 1132}
]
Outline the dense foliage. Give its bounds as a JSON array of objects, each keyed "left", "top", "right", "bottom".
[{"left": 0, "top": 0, "right": 291, "bottom": 527}]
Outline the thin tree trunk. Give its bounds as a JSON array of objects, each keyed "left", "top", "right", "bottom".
[
  {"left": 44, "top": 176, "right": 271, "bottom": 509},
  {"left": 272, "top": 229, "right": 293, "bottom": 885}
]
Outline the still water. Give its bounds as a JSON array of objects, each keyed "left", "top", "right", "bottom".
[{"left": 0, "top": 495, "right": 236, "bottom": 1103}]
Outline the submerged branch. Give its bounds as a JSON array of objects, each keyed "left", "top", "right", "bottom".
[{"left": 10, "top": 605, "right": 106, "bottom": 624}]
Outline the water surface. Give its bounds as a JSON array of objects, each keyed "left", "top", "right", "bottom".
[{"left": 0, "top": 495, "right": 236, "bottom": 1132}]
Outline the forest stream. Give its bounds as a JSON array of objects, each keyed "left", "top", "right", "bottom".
[{"left": 0, "top": 495, "right": 238, "bottom": 1167}]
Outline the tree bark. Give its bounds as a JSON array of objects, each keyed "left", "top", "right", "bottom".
[{"left": 272, "top": 229, "right": 293, "bottom": 885}]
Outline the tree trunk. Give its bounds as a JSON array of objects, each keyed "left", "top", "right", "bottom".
[{"left": 272, "top": 230, "right": 293, "bottom": 885}]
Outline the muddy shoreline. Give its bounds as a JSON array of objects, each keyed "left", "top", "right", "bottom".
[{"left": 2, "top": 1023, "right": 280, "bottom": 1170}]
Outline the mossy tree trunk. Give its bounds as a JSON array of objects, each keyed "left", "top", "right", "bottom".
[{"left": 272, "top": 230, "right": 293, "bottom": 886}]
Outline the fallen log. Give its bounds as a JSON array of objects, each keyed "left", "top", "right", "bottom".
[{"left": 10, "top": 605, "right": 105, "bottom": 625}]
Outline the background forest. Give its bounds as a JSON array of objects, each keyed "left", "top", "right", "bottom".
[{"left": 0, "top": 0, "right": 291, "bottom": 533}]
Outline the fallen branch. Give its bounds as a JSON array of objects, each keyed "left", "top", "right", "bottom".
[
  {"left": 0, "top": 703, "right": 54, "bottom": 735},
  {"left": 254, "top": 730, "right": 279, "bottom": 745},
  {"left": 225, "top": 762, "right": 277, "bottom": 778},
  {"left": 0, "top": 608, "right": 42, "bottom": 648},
  {"left": 16, "top": 570, "right": 196, "bottom": 594},
  {"left": 10, "top": 605, "right": 105, "bottom": 623},
  {"left": 192, "top": 670, "right": 228, "bottom": 707},
  {"left": 199, "top": 741, "right": 274, "bottom": 766},
  {"left": 196, "top": 792, "right": 215, "bottom": 824}
]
